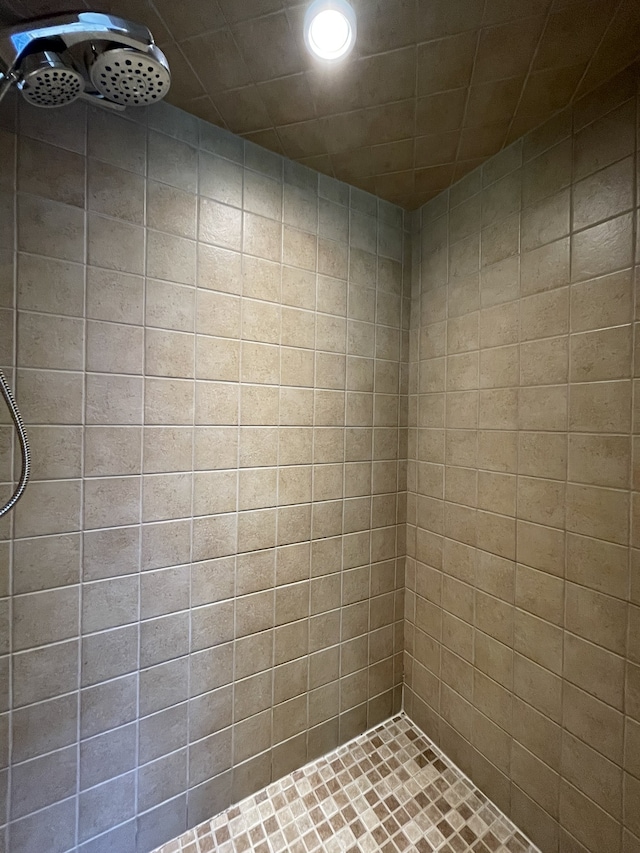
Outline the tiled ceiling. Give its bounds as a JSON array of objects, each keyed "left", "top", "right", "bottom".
[{"left": 2, "top": 0, "right": 640, "bottom": 208}]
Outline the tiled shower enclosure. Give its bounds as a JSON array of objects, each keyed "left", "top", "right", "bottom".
[{"left": 0, "top": 47, "right": 638, "bottom": 853}]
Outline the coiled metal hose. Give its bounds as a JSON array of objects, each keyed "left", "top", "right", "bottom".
[{"left": 0, "top": 369, "right": 30, "bottom": 517}]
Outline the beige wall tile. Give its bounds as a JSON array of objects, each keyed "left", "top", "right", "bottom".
[
  {"left": 518, "top": 432, "right": 566, "bottom": 481},
  {"left": 479, "top": 301, "right": 519, "bottom": 348},
  {"left": 514, "top": 653, "right": 562, "bottom": 722},
  {"left": 520, "top": 336, "right": 568, "bottom": 386},
  {"left": 520, "top": 287, "right": 569, "bottom": 342},
  {"left": 512, "top": 741, "right": 559, "bottom": 817},
  {"left": 478, "top": 430, "right": 517, "bottom": 473},
  {"left": 477, "top": 471, "right": 516, "bottom": 516},
  {"left": 519, "top": 385, "right": 567, "bottom": 431},
  {"left": 572, "top": 213, "right": 633, "bottom": 284},
  {"left": 197, "top": 290, "right": 241, "bottom": 339},
  {"left": 573, "top": 157, "right": 634, "bottom": 232},
  {"left": 518, "top": 476, "right": 565, "bottom": 529},
  {"left": 522, "top": 139, "right": 572, "bottom": 208},
  {"left": 566, "top": 483, "right": 628, "bottom": 545},
  {"left": 565, "top": 583, "right": 627, "bottom": 656},
  {"left": 569, "top": 380, "right": 631, "bottom": 434},
  {"left": 571, "top": 269, "right": 633, "bottom": 333},
  {"left": 480, "top": 256, "right": 519, "bottom": 308},
  {"left": 482, "top": 213, "right": 519, "bottom": 268},
  {"left": 560, "top": 780, "right": 622, "bottom": 853},
  {"left": 514, "top": 608, "right": 563, "bottom": 675},
  {"left": 18, "top": 313, "right": 84, "bottom": 371},
  {"left": 479, "top": 388, "right": 518, "bottom": 430},
  {"left": 573, "top": 99, "right": 635, "bottom": 182},
  {"left": 520, "top": 237, "right": 570, "bottom": 297},
  {"left": 447, "top": 352, "right": 479, "bottom": 391},
  {"left": 521, "top": 188, "right": 570, "bottom": 252},
  {"left": 516, "top": 564, "right": 564, "bottom": 625},
  {"left": 564, "top": 631, "right": 625, "bottom": 710},
  {"left": 447, "top": 313, "right": 478, "bottom": 354},
  {"left": 475, "top": 550, "right": 513, "bottom": 602},
  {"left": 89, "top": 268, "right": 145, "bottom": 327},
  {"left": 563, "top": 682, "right": 624, "bottom": 765},
  {"left": 480, "top": 346, "right": 519, "bottom": 389},
  {"left": 571, "top": 325, "right": 632, "bottom": 383},
  {"left": 18, "top": 195, "right": 84, "bottom": 263},
  {"left": 566, "top": 533, "right": 628, "bottom": 599},
  {"left": 513, "top": 695, "right": 561, "bottom": 771},
  {"left": 147, "top": 230, "right": 196, "bottom": 286},
  {"left": 568, "top": 434, "right": 630, "bottom": 489}
]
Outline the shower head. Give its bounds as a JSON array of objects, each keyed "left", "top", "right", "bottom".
[
  {"left": 89, "top": 44, "right": 170, "bottom": 107},
  {"left": 18, "top": 51, "right": 84, "bottom": 108},
  {"left": 0, "top": 11, "right": 170, "bottom": 110}
]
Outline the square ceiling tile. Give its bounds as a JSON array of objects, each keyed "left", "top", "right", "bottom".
[
  {"left": 415, "top": 0, "right": 485, "bottom": 40},
  {"left": 415, "top": 163, "right": 456, "bottom": 194},
  {"left": 464, "top": 78, "right": 525, "bottom": 127},
  {"left": 482, "top": 0, "right": 552, "bottom": 26},
  {"left": 370, "top": 140, "right": 416, "bottom": 175},
  {"left": 277, "top": 119, "right": 328, "bottom": 159},
  {"left": 152, "top": 0, "right": 226, "bottom": 42},
  {"left": 472, "top": 16, "right": 546, "bottom": 82},
  {"left": 533, "top": 0, "right": 617, "bottom": 71},
  {"left": 257, "top": 75, "right": 317, "bottom": 125},
  {"left": 415, "top": 132, "right": 461, "bottom": 168},
  {"left": 212, "top": 86, "right": 272, "bottom": 134},
  {"left": 576, "top": 0, "right": 640, "bottom": 96},
  {"left": 417, "top": 31, "right": 478, "bottom": 96},
  {"left": 416, "top": 90, "right": 468, "bottom": 136},
  {"left": 516, "top": 63, "right": 586, "bottom": 116},
  {"left": 332, "top": 148, "right": 375, "bottom": 181},
  {"left": 458, "top": 123, "right": 509, "bottom": 160},
  {"left": 355, "top": 0, "right": 418, "bottom": 55},
  {"left": 217, "top": 0, "right": 284, "bottom": 24},
  {"left": 232, "top": 11, "right": 304, "bottom": 81},
  {"left": 180, "top": 29, "right": 253, "bottom": 93},
  {"left": 375, "top": 170, "right": 416, "bottom": 203}
]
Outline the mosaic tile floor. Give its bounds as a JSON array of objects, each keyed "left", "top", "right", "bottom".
[{"left": 153, "top": 714, "right": 539, "bottom": 853}]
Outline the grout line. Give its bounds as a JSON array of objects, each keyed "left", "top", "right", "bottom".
[
  {"left": 569, "top": 0, "right": 626, "bottom": 108},
  {"left": 452, "top": 0, "right": 489, "bottom": 171},
  {"left": 502, "top": 0, "right": 556, "bottom": 151},
  {"left": 4, "top": 88, "right": 18, "bottom": 852},
  {"left": 72, "top": 100, "right": 89, "bottom": 851}
]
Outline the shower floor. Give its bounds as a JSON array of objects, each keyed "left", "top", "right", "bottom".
[{"left": 153, "top": 713, "right": 538, "bottom": 853}]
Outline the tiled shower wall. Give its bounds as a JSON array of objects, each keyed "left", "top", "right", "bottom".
[
  {"left": 0, "top": 92, "right": 406, "bottom": 853},
  {"left": 405, "top": 64, "right": 640, "bottom": 853}
]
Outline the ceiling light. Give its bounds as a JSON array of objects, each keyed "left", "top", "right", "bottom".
[{"left": 304, "top": 0, "right": 357, "bottom": 62}]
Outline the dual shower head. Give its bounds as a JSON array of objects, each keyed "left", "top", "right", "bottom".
[{"left": 0, "top": 11, "right": 171, "bottom": 110}]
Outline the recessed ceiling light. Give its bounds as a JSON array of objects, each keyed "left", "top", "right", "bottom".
[{"left": 304, "top": 0, "right": 357, "bottom": 63}]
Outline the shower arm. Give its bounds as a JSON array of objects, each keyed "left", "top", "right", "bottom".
[
  {"left": 0, "top": 12, "right": 156, "bottom": 77},
  {"left": 0, "top": 369, "right": 30, "bottom": 518}
]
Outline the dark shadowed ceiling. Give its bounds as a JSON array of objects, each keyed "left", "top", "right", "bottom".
[{"left": 2, "top": 0, "right": 640, "bottom": 208}]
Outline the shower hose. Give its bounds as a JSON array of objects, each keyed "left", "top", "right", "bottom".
[{"left": 0, "top": 369, "right": 30, "bottom": 517}]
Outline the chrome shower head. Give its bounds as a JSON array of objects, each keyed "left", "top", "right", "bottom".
[
  {"left": 18, "top": 51, "right": 84, "bottom": 108},
  {"left": 90, "top": 44, "right": 171, "bottom": 106},
  {"left": 0, "top": 12, "right": 171, "bottom": 110}
]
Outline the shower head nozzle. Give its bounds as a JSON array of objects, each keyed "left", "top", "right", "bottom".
[
  {"left": 90, "top": 45, "right": 171, "bottom": 107},
  {"left": 0, "top": 12, "right": 171, "bottom": 110},
  {"left": 18, "top": 51, "right": 84, "bottom": 108}
]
